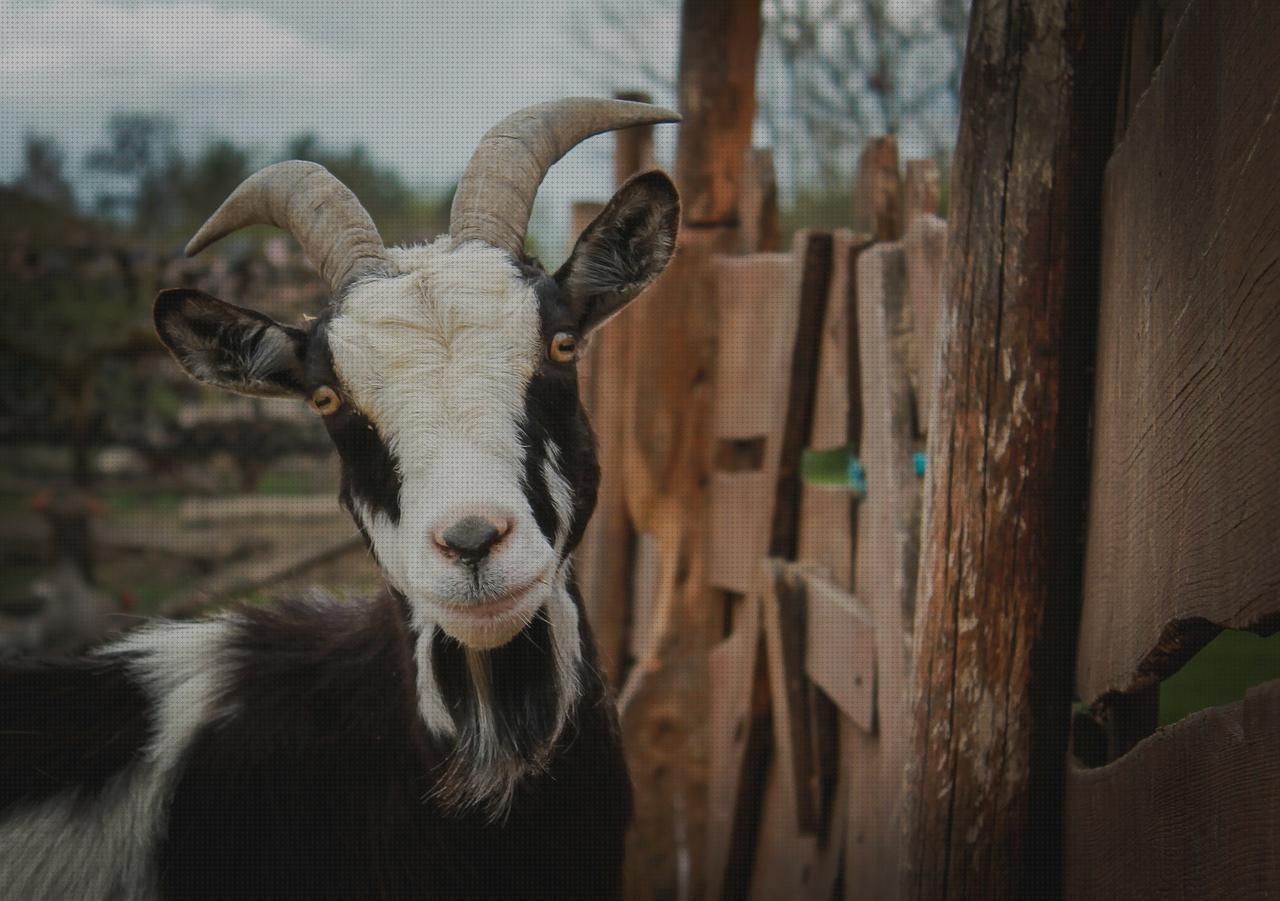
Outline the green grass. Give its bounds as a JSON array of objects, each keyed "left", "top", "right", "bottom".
[
  {"left": 1158, "top": 629, "right": 1280, "bottom": 726},
  {"left": 100, "top": 488, "right": 185, "bottom": 515},
  {"left": 257, "top": 468, "right": 333, "bottom": 497}
]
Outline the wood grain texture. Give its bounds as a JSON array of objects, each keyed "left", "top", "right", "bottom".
[
  {"left": 804, "top": 575, "right": 875, "bottom": 733},
  {"left": 796, "top": 231, "right": 871, "bottom": 590},
  {"left": 709, "top": 471, "right": 773, "bottom": 596},
  {"left": 621, "top": 7, "right": 764, "bottom": 893},
  {"left": 760, "top": 562, "right": 825, "bottom": 835},
  {"left": 845, "top": 243, "right": 921, "bottom": 901},
  {"left": 711, "top": 254, "right": 798, "bottom": 442},
  {"left": 902, "top": 216, "right": 946, "bottom": 438},
  {"left": 738, "top": 148, "right": 782, "bottom": 255},
  {"left": 1065, "top": 680, "right": 1280, "bottom": 900},
  {"left": 674, "top": 0, "right": 763, "bottom": 228},
  {"left": 899, "top": 1, "right": 1127, "bottom": 896},
  {"left": 1076, "top": 0, "right": 1280, "bottom": 704},
  {"left": 705, "top": 591, "right": 770, "bottom": 901},
  {"left": 903, "top": 160, "right": 940, "bottom": 229},
  {"left": 853, "top": 137, "right": 902, "bottom": 242}
]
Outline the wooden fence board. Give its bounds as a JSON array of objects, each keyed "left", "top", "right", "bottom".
[
  {"left": 760, "top": 562, "right": 824, "bottom": 835},
  {"left": 713, "top": 253, "right": 799, "bottom": 441},
  {"left": 1077, "top": 0, "right": 1280, "bottom": 704},
  {"left": 903, "top": 160, "right": 940, "bottom": 227},
  {"left": 902, "top": 216, "right": 946, "bottom": 437},
  {"left": 805, "top": 576, "right": 875, "bottom": 733},
  {"left": 1065, "top": 680, "right": 1280, "bottom": 900},
  {"left": 706, "top": 591, "right": 769, "bottom": 901},
  {"left": 709, "top": 471, "right": 772, "bottom": 596},
  {"left": 797, "top": 231, "right": 870, "bottom": 589},
  {"left": 845, "top": 242, "right": 921, "bottom": 900}
]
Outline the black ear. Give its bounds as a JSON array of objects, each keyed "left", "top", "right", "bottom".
[
  {"left": 554, "top": 170, "right": 680, "bottom": 335},
  {"left": 153, "top": 289, "right": 308, "bottom": 398}
]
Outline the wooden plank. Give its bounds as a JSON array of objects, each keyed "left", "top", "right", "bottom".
[
  {"left": 768, "top": 232, "right": 836, "bottom": 560},
  {"left": 627, "top": 532, "right": 663, "bottom": 665},
  {"left": 759, "top": 561, "right": 824, "bottom": 834},
  {"left": 1077, "top": 0, "right": 1280, "bottom": 704},
  {"left": 738, "top": 147, "right": 782, "bottom": 254},
  {"left": 159, "top": 521, "right": 362, "bottom": 618},
  {"left": 178, "top": 494, "right": 341, "bottom": 524},
  {"left": 899, "top": 1, "right": 1128, "bottom": 896},
  {"left": 748, "top": 766, "right": 819, "bottom": 901},
  {"left": 712, "top": 252, "right": 799, "bottom": 441},
  {"left": 705, "top": 592, "right": 770, "bottom": 901},
  {"left": 789, "top": 227, "right": 868, "bottom": 901},
  {"left": 804, "top": 575, "right": 875, "bottom": 732},
  {"left": 620, "top": 3, "right": 764, "bottom": 895},
  {"left": 853, "top": 136, "right": 902, "bottom": 241},
  {"left": 902, "top": 216, "right": 946, "bottom": 437},
  {"left": 709, "top": 471, "right": 772, "bottom": 595},
  {"left": 796, "top": 231, "right": 871, "bottom": 590},
  {"left": 843, "top": 242, "right": 920, "bottom": 901},
  {"left": 1065, "top": 680, "right": 1280, "bottom": 900},
  {"left": 902, "top": 160, "right": 940, "bottom": 227}
]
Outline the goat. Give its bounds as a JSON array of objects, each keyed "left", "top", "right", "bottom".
[{"left": 0, "top": 97, "right": 681, "bottom": 901}]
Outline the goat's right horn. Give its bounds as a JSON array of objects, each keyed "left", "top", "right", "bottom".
[
  {"left": 186, "top": 160, "right": 392, "bottom": 294},
  {"left": 450, "top": 98, "right": 680, "bottom": 258}
]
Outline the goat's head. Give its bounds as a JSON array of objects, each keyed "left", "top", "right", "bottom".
[{"left": 153, "top": 99, "right": 679, "bottom": 659}]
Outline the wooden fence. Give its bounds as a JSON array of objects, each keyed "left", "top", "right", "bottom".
[
  {"left": 1064, "top": 1, "right": 1280, "bottom": 897},
  {"left": 571, "top": 0, "right": 1279, "bottom": 896},
  {"left": 572, "top": 114, "right": 951, "bottom": 897}
]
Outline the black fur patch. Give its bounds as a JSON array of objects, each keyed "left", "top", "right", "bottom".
[
  {"left": 518, "top": 276, "right": 601, "bottom": 555},
  {"left": 307, "top": 323, "right": 403, "bottom": 524},
  {"left": 0, "top": 655, "right": 152, "bottom": 812},
  {"left": 157, "top": 593, "right": 631, "bottom": 900}
]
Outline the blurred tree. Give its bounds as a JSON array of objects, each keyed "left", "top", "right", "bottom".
[
  {"left": 569, "top": 0, "right": 967, "bottom": 228},
  {"left": 85, "top": 113, "right": 181, "bottom": 232},
  {"left": 14, "top": 135, "right": 76, "bottom": 211}
]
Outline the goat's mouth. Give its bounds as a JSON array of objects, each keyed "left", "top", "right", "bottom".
[{"left": 446, "top": 583, "right": 535, "bottom": 620}]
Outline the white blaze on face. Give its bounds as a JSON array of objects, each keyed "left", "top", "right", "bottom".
[{"left": 326, "top": 239, "right": 559, "bottom": 649}]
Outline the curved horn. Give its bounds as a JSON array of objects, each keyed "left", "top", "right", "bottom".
[
  {"left": 450, "top": 97, "right": 680, "bottom": 256},
  {"left": 186, "top": 160, "right": 392, "bottom": 293}
]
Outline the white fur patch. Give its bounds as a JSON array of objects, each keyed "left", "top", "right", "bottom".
[
  {"left": 543, "top": 439, "right": 575, "bottom": 552},
  {"left": 0, "top": 619, "right": 233, "bottom": 900},
  {"left": 330, "top": 239, "right": 561, "bottom": 650}
]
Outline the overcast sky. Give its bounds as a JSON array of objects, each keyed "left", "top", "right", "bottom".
[{"left": 0, "top": 0, "right": 683, "bottom": 258}]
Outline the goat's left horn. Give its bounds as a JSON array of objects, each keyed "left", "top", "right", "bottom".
[
  {"left": 450, "top": 98, "right": 680, "bottom": 257},
  {"left": 185, "top": 160, "right": 392, "bottom": 294}
]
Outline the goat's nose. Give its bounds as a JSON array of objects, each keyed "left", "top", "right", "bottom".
[{"left": 433, "top": 516, "right": 509, "bottom": 564}]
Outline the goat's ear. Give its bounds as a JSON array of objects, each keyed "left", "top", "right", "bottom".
[
  {"left": 153, "top": 289, "right": 308, "bottom": 398},
  {"left": 555, "top": 170, "right": 680, "bottom": 335}
]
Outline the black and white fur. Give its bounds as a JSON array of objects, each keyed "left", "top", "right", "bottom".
[{"left": 0, "top": 171, "right": 679, "bottom": 900}]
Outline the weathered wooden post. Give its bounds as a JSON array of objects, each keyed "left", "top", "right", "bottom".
[
  {"left": 619, "top": 1, "right": 764, "bottom": 898},
  {"left": 899, "top": 2, "right": 1127, "bottom": 898},
  {"left": 853, "top": 136, "right": 902, "bottom": 241}
]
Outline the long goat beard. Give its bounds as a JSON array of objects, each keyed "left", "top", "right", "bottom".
[{"left": 422, "top": 603, "right": 583, "bottom": 822}]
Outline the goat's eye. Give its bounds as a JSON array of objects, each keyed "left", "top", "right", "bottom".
[
  {"left": 549, "top": 333, "right": 578, "bottom": 364},
  {"left": 309, "top": 386, "right": 342, "bottom": 415}
]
